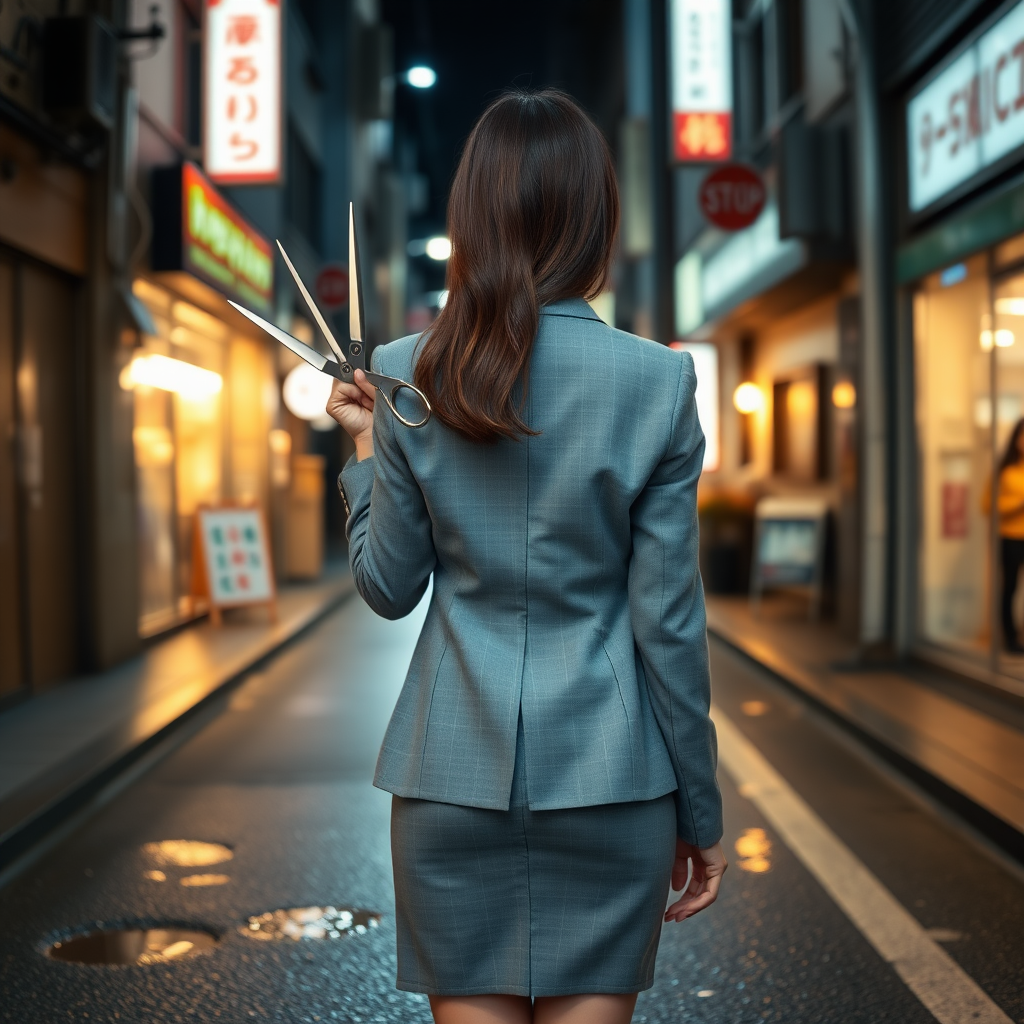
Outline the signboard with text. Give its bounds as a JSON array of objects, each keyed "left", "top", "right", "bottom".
[
  {"left": 152, "top": 162, "right": 274, "bottom": 312},
  {"left": 907, "top": 0, "right": 1024, "bottom": 213},
  {"left": 192, "top": 506, "right": 277, "bottom": 624},
  {"left": 670, "top": 0, "right": 732, "bottom": 162},
  {"left": 203, "top": 0, "right": 283, "bottom": 185}
]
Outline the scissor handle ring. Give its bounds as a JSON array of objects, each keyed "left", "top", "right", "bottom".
[{"left": 379, "top": 381, "right": 432, "bottom": 429}]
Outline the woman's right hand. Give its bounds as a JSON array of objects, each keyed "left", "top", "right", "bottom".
[
  {"left": 326, "top": 371, "right": 377, "bottom": 461},
  {"left": 664, "top": 839, "right": 727, "bottom": 923}
]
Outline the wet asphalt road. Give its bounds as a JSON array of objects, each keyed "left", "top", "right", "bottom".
[{"left": 1, "top": 591, "right": 1022, "bottom": 1023}]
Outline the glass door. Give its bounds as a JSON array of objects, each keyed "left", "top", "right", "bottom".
[{"left": 914, "top": 256, "right": 994, "bottom": 662}]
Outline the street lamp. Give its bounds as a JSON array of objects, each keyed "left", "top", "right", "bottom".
[{"left": 405, "top": 65, "right": 437, "bottom": 89}]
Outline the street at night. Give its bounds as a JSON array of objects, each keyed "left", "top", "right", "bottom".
[
  {"left": 2, "top": 592, "right": 1021, "bottom": 1022},
  {"left": 4, "top": 0, "right": 1024, "bottom": 1021}
]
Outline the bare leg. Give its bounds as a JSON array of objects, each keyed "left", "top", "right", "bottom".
[
  {"left": 533, "top": 993, "right": 638, "bottom": 1024},
  {"left": 429, "top": 994, "right": 533, "bottom": 1024}
]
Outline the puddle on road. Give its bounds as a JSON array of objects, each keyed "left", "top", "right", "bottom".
[
  {"left": 142, "top": 841, "right": 233, "bottom": 867},
  {"left": 740, "top": 700, "right": 771, "bottom": 717},
  {"left": 241, "top": 906, "right": 381, "bottom": 941},
  {"left": 735, "top": 827, "right": 772, "bottom": 873},
  {"left": 180, "top": 874, "right": 230, "bottom": 887},
  {"left": 47, "top": 927, "right": 218, "bottom": 964}
]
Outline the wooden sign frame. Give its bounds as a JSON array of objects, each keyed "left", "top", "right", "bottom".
[{"left": 190, "top": 503, "right": 278, "bottom": 626}]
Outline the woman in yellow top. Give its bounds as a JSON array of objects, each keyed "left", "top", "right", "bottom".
[{"left": 992, "top": 420, "right": 1024, "bottom": 653}]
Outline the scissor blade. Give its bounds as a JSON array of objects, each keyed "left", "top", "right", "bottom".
[
  {"left": 349, "top": 203, "right": 365, "bottom": 347},
  {"left": 276, "top": 240, "right": 348, "bottom": 365},
  {"left": 227, "top": 300, "right": 332, "bottom": 373}
]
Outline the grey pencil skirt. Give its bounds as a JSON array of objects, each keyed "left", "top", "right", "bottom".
[{"left": 390, "top": 719, "right": 678, "bottom": 997}]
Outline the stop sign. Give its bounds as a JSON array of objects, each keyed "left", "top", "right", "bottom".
[
  {"left": 315, "top": 264, "right": 349, "bottom": 310},
  {"left": 699, "top": 165, "right": 766, "bottom": 231}
]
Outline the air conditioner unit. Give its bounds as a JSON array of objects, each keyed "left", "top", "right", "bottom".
[{"left": 42, "top": 16, "right": 117, "bottom": 130}]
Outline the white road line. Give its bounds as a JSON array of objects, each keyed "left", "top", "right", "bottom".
[{"left": 712, "top": 706, "right": 1013, "bottom": 1024}]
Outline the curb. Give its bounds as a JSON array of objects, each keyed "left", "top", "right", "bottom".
[{"left": 0, "top": 580, "right": 356, "bottom": 877}]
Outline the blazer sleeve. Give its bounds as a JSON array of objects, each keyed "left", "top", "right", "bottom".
[
  {"left": 337, "top": 349, "right": 437, "bottom": 620},
  {"left": 628, "top": 352, "right": 723, "bottom": 848}
]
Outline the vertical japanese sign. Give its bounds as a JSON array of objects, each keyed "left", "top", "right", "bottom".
[
  {"left": 203, "top": 0, "right": 282, "bottom": 185},
  {"left": 670, "top": 0, "right": 733, "bottom": 162}
]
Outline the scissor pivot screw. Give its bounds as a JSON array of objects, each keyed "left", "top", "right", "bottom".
[
  {"left": 350, "top": 343, "right": 362, "bottom": 356},
  {"left": 342, "top": 363, "right": 352, "bottom": 375}
]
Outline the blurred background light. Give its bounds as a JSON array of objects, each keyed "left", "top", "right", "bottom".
[
  {"left": 283, "top": 363, "right": 333, "bottom": 425},
  {"left": 406, "top": 65, "right": 437, "bottom": 88},
  {"left": 733, "top": 381, "right": 765, "bottom": 415},
  {"left": 425, "top": 236, "right": 451, "bottom": 260},
  {"left": 119, "top": 354, "right": 223, "bottom": 399},
  {"left": 832, "top": 381, "right": 857, "bottom": 409}
]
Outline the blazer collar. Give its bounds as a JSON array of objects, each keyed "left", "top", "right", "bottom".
[{"left": 539, "top": 296, "right": 603, "bottom": 322}]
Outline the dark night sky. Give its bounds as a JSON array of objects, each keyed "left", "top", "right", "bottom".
[{"left": 382, "top": 0, "right": 624, "bottom": 239}]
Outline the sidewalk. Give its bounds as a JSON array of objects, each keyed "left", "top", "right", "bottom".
[
  {"left": 706, "top": 595, "right": 1024, "bottom": 839},
  {"left": 0, "top": 565, "right": 354, "bottom": 871}
]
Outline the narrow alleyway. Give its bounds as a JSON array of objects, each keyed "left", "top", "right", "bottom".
[{"left": 1, "top": 593, "right": 1021, "bottom": 1023}]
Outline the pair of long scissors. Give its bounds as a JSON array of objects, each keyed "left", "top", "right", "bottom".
[{"left": 227, "top": 203, "right": 431, "bottom": 429}]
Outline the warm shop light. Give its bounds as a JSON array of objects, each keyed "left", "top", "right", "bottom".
[
  {"left": 282, "top": 363, "right": 333, "bottom": 421},
  {"left": 832, "top": 381, "right": 856, "bottom": 409},
  {"left": 119, "top": 354, "right": 223, "bottom": 399},
  {"left": 995, "top": 297, "right": 1024, "bottom": 315},
  {"left": 425, "top": 236, "right": 452, "bottom": 261},
  {"left": 981, "top": 326, "right": 1015, "bottom": 350},
  {"left": 406, "top": 65, "right": 437, "bottom": 88},
  {"left": 733, "top": 381, "right": 765, "bottom": 415}
]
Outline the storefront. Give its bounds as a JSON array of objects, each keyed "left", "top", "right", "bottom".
[
  {"left": 0, "top": 122, "right": 89, "bottom": 694},
  {"left": 125, "top": 161, "right": 283, "bottom": 637},
  {"left": 677, "top": 183, "right": 858, "bottom": 628},
  {"left": 899, "top": 0, "right": 1024, "bottom": 687}
]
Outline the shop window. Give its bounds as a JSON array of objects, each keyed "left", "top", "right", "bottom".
[
  {"left": 772, "top": 366, "right": 827, "bottom": 481},
  {"left": 914, "top": 256, "right": 992, "bottom": 658}
]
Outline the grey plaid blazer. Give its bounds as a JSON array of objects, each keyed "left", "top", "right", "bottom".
[{"left": 339, "top": 297, "right": 722, "bottom": 848}]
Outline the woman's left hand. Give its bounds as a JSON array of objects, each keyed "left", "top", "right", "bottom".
[
  {"left": 665, "top": 839, "right": 727, "bottom": 923},
  {"left": 326, "top": 370, "right": 377, "bottom": 460}
]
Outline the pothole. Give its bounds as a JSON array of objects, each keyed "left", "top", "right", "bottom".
[
  {"left": 240, "top": 906, "right": 381, "bottom": 941},
  {"left": 142, "top": 841, "right": 233, "bottom": 867},
  {"left": 47, "top": 926, "right": 218, "bottom": 964}
]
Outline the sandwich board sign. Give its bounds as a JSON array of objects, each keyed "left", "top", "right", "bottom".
[
  {"left": 750, "top": 496, "right": 828, "bottom": 620},
  {"left": 191, "top": 505, "right": 277, "bottom": 624}
]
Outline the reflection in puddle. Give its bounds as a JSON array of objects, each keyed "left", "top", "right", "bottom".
[
  {"left": 241, "top": 906, "right": 381, "bottom": 941},
  {"left": 143, "top": 870, "right": 166, "bottom": 882},
  {"left": 740, "top": 700, "right": 771, "bottom": 717},
  {"left": 735, "top": 828, "right": 772, "bottom": 873},
  {"left": 180, "top": 874, "right": 230, "bottom": 887},
  {"left": 142, "top": 841, "right": 233, "bottom": 867},
  {"left": 47, "top": 927, "right": 218, "bottom": 965}
]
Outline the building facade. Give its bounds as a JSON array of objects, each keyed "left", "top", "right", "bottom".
[{"left": 0, "top": 0, "right": 406, "bottom": 699}]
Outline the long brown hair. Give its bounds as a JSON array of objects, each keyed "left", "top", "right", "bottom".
[{"left": 414, "top": 89, "right": 620, "bottom": 443}]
